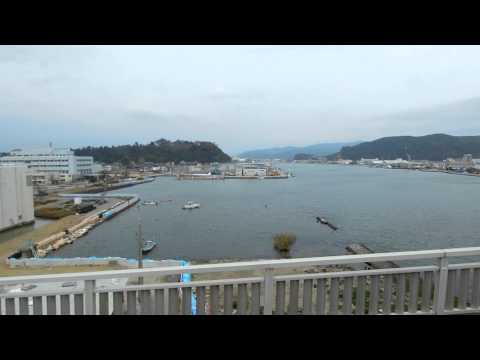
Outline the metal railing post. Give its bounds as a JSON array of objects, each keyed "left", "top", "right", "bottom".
[
  {"left": 84, "top": 280, "right": 96, "bottom": 315},
  {"left": 434, "top": 254, "right": 448, "bottom": 315},
  {"left": 263, "top": 268, "right": 274, "bottom": 315}
]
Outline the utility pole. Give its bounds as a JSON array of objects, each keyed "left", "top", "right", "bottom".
[{"left": 136, "top": 205, "right": 144, "bottom": 285}]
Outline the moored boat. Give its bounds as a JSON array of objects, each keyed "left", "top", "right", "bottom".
[
  {"left": 182, "top": 201, "right": 200, "bottom": 210},
  {"left": 142, "top": 240, "right": 157, "bottom": 253}
]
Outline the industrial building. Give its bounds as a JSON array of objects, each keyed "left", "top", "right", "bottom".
[
  {"left": 0, "top": 165, "right": 34, "bottom": 232},
  {"left": 0, "top": 147, "right": 94, "bottom": 184}
]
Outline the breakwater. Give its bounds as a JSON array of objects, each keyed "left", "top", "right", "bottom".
[{"left": 78, "top": 178, "right": 155, "bottom": 194}]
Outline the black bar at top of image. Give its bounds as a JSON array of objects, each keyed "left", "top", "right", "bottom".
[{"left": 1, "top": 8, "right": 480, "bottom": 44}]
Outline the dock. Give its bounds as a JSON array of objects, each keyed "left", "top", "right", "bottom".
[
  {"left": 345, "top": 243, "right": 399, "bottom": 269},
  {"left": 177, "top": 174, "right": 225, "bottom": 180},
  {"left": 23, "top": 194, "right": 140, "bottom": 258}
]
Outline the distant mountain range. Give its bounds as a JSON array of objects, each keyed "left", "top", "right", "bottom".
[
  {"left": 240, "top": 97, "right": 480, "bottom": 162},
  {"left": 331, "top": 134, "right": 480, "bottom": 161},
  {"left": 238, "top": 142, "right": 361, "bottom": 160}
]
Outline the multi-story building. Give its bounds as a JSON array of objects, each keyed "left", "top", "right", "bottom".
[
  {"left": 445, "top": 154, "right": 476, "bottom": 171},
  {"left": 0, "top": 165, "right": 34, "bottom": 232},
  {"left": 473, "top": 159, "right": 480, "bottom": 170},
  {"left": 233, "top": 162, "right": 273, "bottom": 177},
  {"left": 0, "top": 147, "right": 94, "bottom": 183}
]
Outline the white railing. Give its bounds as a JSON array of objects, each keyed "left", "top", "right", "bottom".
[{"left": 2, "top": 247, "right": 480, "bottom": 315}]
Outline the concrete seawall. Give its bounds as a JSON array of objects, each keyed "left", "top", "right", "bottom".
[{"left": 7, "top": 256, "right": 183, "bottom": 268}]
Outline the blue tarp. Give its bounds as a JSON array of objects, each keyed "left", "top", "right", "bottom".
[{"left": 180, "top": 260, "right": 196, "bottom": 315}]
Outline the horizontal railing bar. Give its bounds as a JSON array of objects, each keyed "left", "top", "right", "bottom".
[
  {"left": 1, "top": 247, "right": 480, "bottom": 285},
  {"left": 443, "top": 308, "right": 480, "bottom": 315},
  {"left": 392, "top": 310, "right": 434, "bottom": 316},
  {"left": 445, "top": 248, "right": 480, "bottom": 258},
  {"left": 0, "top": 289, "right": 83, "bottom": 299},
  {"left": 274, "top": 265, "right": 439, "bottom": 282},
  {"left": 448, "top": 262, "right": 480, "bottom": 270},
  {"left": 95, "top": 277, "right": 264, "bottom": 293}
]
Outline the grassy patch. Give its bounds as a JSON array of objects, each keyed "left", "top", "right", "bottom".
[
  {"left": 34, "top": 207, "right": 76, "bottom": 220},
  {"left": 273, "top": 233, "right": 297, "bottom": 253},
  {"left": 33, "top": 198, "right": 57, "bottom": 207}
]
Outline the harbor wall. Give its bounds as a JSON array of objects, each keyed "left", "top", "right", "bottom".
[
  {"left": 78, "top": 178, "right": 155, "bottom": 193},
  {"left": 28, "top": 195, "right": 139, "bottom": 255}
]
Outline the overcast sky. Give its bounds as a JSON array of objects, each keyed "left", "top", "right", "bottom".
[{"left": 2, "top": 45, "right": 480, "bottom": 154}]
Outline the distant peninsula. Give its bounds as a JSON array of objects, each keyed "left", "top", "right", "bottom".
[
  {"left": 74, "top": 139, "right": 231, "bottom": 164},
  {"left": 330, "top": 134, "right": 480, "bottom": 161}
]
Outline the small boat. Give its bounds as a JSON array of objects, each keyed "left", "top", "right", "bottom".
[
  {"left": 316, "top": 216, "right": 338, "bottom": 231},
  {"left": 316, "top": 217, "right": 328, "bottom": 224},
  {"left": 142, "top": 201, "right": 158, "bottom": 206},
  {"left": 182, "top": 201, "right": 200, "bottom": 210},
  {"left": 142, "top": 240, "right": 157, "bottom": 253}
]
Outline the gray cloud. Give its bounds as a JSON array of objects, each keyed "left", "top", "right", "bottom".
[{"left": 2, "top": 45, "right": 480, "bottom": 154}]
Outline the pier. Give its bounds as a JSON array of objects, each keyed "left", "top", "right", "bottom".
[
  {"left": 177, "top": 174, "right": 225, "bottom": 180},
  {"left": 345, "top": 243, "right": 399, "bottom": 269}
]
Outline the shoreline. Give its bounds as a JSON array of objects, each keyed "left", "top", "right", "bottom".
[
  {"left": 0, "top": 194, "right": 140, "bottom": 270},
  {"left": 0, "top": 177, "right": 157, "bottom": 274}
]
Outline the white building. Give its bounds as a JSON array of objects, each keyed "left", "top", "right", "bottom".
[
  {"left": 243, "top": 168, "right": 267, "bottom": 176},
  {"left": 445, "top": 154, "right": 476, "bottom": 171},
  {"left": 0, "top": 147, "right": 94, "bottom": 183},
  {"left": 91, "top": 163, "right": 104, "bottom": 174},
  {"left": 233, "top": 161, "right": 274, "bottom": 177},
  {"left": 473, "top": 159, "right": 480, "bottom": 170},
  {"left": 358, "top": 158, "right": 380, "bottom": 165},
  {"left": 0, "top": 165, "right": 34, "bottom": 232}
]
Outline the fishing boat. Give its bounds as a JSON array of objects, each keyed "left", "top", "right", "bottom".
[
  {"left": 182, "top": 201, "right": 200, "bottom": 210},
  {"left": 142, "top": 240, "right": 157, "bottom": 253}
]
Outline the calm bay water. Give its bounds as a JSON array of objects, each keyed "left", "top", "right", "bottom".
[{"left": 50, "top": 164, "right": 480, "bottom": 262}]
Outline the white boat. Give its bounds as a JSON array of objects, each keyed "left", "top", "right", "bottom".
[
  {"left": 142, "top": 200, "right": 158, "bottom": 206},
  {"left": 182, "top": 201, "right": 200, "bottom": 210}
]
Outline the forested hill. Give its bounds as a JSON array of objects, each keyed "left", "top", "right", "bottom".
[
  {"left": 74, "top": 139, "right": 231, "bottom": 164},
  {"left": 331, "top": 134, "right": 480, "bottom": 161}
]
